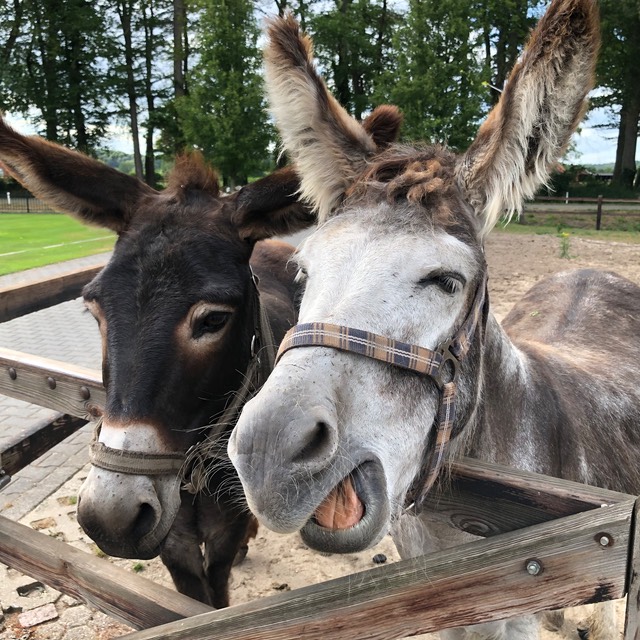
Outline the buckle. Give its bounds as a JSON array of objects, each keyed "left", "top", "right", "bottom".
[{"left": 433, "top": 339, "right": 459, "bottom": 389}]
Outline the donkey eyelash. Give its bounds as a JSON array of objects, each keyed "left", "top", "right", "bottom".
[{"left": 417, "top": 272, "right": 464, "bottom": 294}]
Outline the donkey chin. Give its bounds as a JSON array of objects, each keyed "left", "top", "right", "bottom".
[
  {"left": 241, "top": 457, "right": 391, "bottom": 555},
  {"left": 77, "top": 466, "right": 182, "bottom": 560}
]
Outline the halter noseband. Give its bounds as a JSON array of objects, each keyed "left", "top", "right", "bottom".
[
  {"left": 276, "top": 272, "right": 488, "bottom": 515},
  {"left": 89, "top": 268, "right": 277, "bottom": 488}
]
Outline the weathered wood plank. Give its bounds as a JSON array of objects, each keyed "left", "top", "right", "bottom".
[
  {"left": 423, "top": 457, "right": 631, "bottom": 537},
  {"left": 0, "top": 516, "right": 212, "bottom": 629},
  {"left": 0, "top": 262, "right": 107, "bottom": 323},
  {"left": 123, "top": 501, "right": 635, "bottom": 640},
  {"left": 0, "top": 413, "right": 88, "bottom": 476},
  {"left": 624, "top": 498, "right": 640, "bottom": 640},
  {"left": 0, "top": 347, "right": 104, "bottom": 420}
]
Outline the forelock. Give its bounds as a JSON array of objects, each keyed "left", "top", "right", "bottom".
[
  {"left": 345, "top": 145, "right": 475, "bottom": 234},
  {"left": 166, "top": 152, "right": 220, "bottom": 198}
]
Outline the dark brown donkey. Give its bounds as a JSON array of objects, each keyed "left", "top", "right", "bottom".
[{"left": 0, "top": 115, "right": 315, "bottom": 607}]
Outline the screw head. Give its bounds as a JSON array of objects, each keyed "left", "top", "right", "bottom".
[
  {"left": 8, "top": 367, "right": 17, "bottom": 380},
  {"left": 47, "top": 377, "right": 56, "bottom": 390},
  {"left": 526, "top": 559, "right": 542, "bottom": 576},
  {"left": 79, "top": 386, "right": 91, "bottom": 400},
  {"left": 598, "top": 534, "right": 613, "bottom": 547}
]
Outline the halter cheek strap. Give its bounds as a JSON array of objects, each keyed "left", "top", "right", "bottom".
[{"left": 276, "top": 273, "right": 488, "bottom": 515}]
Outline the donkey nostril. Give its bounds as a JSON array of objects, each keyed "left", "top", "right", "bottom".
[
  {"left": 292, "top": 421, "right": 333, "bottom": 463},
  {"left": 131, "top": 502, "right": 158, "bottom": 540}
]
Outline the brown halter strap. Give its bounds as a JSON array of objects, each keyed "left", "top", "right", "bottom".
[
  {"left": 89, "top": 269, "right": 277, "bottom": 485},
  {"left": 276, "top": 272, "right": 488, "bottom": 515}
]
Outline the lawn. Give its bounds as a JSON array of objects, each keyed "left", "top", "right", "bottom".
[
  {"left": 494, "top": 220, "right": 640, "bottom": 244},
  {"left": 0, "top": 213, "right": 115, "bottom": 276}
]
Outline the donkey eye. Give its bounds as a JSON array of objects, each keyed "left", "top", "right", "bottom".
[
  {"left": 193, "top": 311, "right": 231, "bottom": 339},
  {"left": 418, "top": 272, "right": 463, "bottom": 295}
]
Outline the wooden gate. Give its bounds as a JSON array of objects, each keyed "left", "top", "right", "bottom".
[{"left": 1, "top": 265, "right": 639, "bottom": 639}]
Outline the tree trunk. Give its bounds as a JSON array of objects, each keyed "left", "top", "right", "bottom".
[
  {"left": 613, "top": 96, "right": 639, "bottom": 189},
  {"left": 1, "top": 0, "right": 23, "bottom": 67},
  {"left": 173, "top": 0, "right": 186, "bottom": 99},
  {"left": 142, "top": 0, "right": 156, "bottom": 187}
]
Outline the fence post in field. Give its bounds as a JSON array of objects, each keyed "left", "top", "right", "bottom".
[
  {"left": 6, "top": 192, "right": 10, "bottom": 205},
  {"left": 26, "top": 195, "right": 30, "bottom": 213},
  {"left": 565, "top": 192, "right": 569, "bottom": 205},
  {"left": 596, "top": 195, "right": 603, "bottom": 231}
]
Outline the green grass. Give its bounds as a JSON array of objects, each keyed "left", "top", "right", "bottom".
[
  {"left": 494, "top": 221, "right": 640, "bottom": 244},
  {"left": 0, "top": 213, "right": 115, "bottom": 276}
]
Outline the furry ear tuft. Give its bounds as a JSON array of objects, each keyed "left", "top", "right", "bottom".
[
  {"left": 457, "top": 0, "right": 600, "bottom": 237},
  {"left": 362, "top": 105, "right": 403, "bottom": 149},
  {"left": 166, "top": 151, "right": 220, "bottom": 197},
  {"left": 264, "top": 14, "right": 377, "bottom": 222}
]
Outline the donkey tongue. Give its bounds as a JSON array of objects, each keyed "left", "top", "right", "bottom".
[{"left": 314, "top": 476, "right": 364, "bottom": 530}]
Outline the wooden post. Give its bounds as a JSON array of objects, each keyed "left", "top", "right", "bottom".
[
  {"left": 596, "top": 194, "right": 603, "bottom": 230},
  {"left": 624, "top": 498, "right": 640, "bottom": 639},
  {"left": 26, "top": 194, "right": 30, "bottom": 213},
  {"left": 0, "top": 516, "right": 212, "bottom": 629}
]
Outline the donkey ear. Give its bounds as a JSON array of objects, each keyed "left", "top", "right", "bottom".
[
  {"left": 362, "top": 105, "right": 403, "bottom": 149},
  {"left": 457, "top": 0, "right": 599, "bottom": 237},
  {"left": 231, "top": 166, "right": 315, "bottom": 243},
  {"left": 265, "top": 14, "right": 378, "bottom": 222},
  {"left": 0, "top": 115, "right": 157, "bottom": 232}
]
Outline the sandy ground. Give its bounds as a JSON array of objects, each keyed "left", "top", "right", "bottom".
[{"left": 1, "top": 230, "right": 639, "bottom": 639}]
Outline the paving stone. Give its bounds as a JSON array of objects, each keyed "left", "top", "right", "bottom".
[
  {"left": 59, "top": 606, "right": 92, "bottom": 628},
  {"left": 18, "top": 603, "right": 58, "bottom": 628}
]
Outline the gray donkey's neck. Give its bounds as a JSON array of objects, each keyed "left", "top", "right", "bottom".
[{"left": 458, "top": 272, "right": 640, "bottom": 496}]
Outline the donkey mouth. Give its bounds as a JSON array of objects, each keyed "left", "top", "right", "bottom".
[{"left": 301, "top": 460, "right": 389, "bottom": 553}]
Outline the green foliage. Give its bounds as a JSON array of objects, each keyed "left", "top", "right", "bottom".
[
  {"left": 176, "top": 0, "right": 272, "bottom": 187},
  {"left": 1, "top": 0, "right": 114, "bottom": 153},
  {"left": 377, "top": 0, "right": 484, "bottom": 150},
  {"left": 544, "top": 165, "right": 640, "bottom": 200},
  {"left": 310, "top": 0, "right": 400, "bottom": 121}
]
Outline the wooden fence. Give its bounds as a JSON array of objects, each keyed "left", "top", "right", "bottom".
[
  {"left": 523, "top": 195, "right": 640, "bottom": 230},
  {"left": 1, "top": 264, "right": 640, "bottom": 639}
]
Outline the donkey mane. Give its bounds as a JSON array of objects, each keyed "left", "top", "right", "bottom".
[{"left": 166, "top": 151, "right": 220, "bottom": 198}]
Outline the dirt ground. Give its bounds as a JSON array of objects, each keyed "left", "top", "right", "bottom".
[{"left": 1, "top": 231, "right": 639, "bottom": 639}]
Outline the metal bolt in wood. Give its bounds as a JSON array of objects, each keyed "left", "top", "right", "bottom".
[
  {"left": 46, "top": 376, "right": 56, "bottom": 390},
  {"left": 8, "top": 367, "right": 17, "bottom": 380},
  {"left": 598, "top": 533, "right": 613, "bottom": 547},
  {"left": 525, "top": 559, "right": 542, "bottom": 576},
  {"left": 80, "top": 386, "right": 91, "bottom": 400}
]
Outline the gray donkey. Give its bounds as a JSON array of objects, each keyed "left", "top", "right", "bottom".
[{"left": 230, "top": 0, "right": 639, "bottom": 637}]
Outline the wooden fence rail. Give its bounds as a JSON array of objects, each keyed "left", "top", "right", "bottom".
[
  {"left": 523, "top": 195, "right": 640, "bottom": 230},
  {"left": 0, "top": 260, "right": 108, "bottom": 322}
]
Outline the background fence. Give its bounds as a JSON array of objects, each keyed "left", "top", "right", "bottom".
[{"left": 1, "top": 193, "right": 56, "bottom": 213}]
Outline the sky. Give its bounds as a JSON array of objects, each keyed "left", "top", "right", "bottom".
[{"left": 4, "top": 104, "right": 637, "bottom": 168}]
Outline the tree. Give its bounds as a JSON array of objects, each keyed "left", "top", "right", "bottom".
[
  {"left": 476, "top": 0, "right": 544, "bottom": 105},
  {"left": 177, "top": 0, "right": 272, "bottom": 187},
  {"left": 1, "top": 0, "right": 113, "bottom": 153},
  {"left": 310, "top": 0, "right": 399, "bottom": 121},
  {"left": 378, "top": 0, "right": 484, "bottom": 150},
  {"left": 595, "top": 0, "right": 640, "bottom": 189}
]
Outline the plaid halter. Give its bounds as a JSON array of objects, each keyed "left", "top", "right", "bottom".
[{"left": 276, "top": 272, "right": 488, "bottom": 514}]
